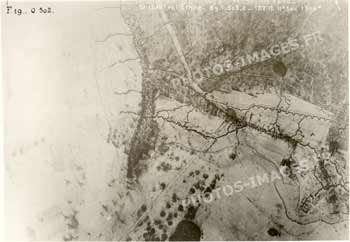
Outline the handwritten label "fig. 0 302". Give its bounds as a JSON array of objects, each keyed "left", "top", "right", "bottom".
[{"left": 5, "top": 5, "right": 54, "bottom": 16}]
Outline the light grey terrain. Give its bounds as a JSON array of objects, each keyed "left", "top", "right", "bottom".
[{"left": 3, "top": 0, "right": 349, "bottom": 241}]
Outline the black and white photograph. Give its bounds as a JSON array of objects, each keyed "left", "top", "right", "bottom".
[{"left": 1, "top": 0, "right": 349, "bottom": 241}]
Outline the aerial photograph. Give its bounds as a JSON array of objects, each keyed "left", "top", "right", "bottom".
[{"left": 2, "top": 0, "right": 349, "bottom": 241}]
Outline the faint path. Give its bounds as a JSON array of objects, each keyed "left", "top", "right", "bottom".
[{"left": 159, "top": 10, "right": 205, "bottom": 95}]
